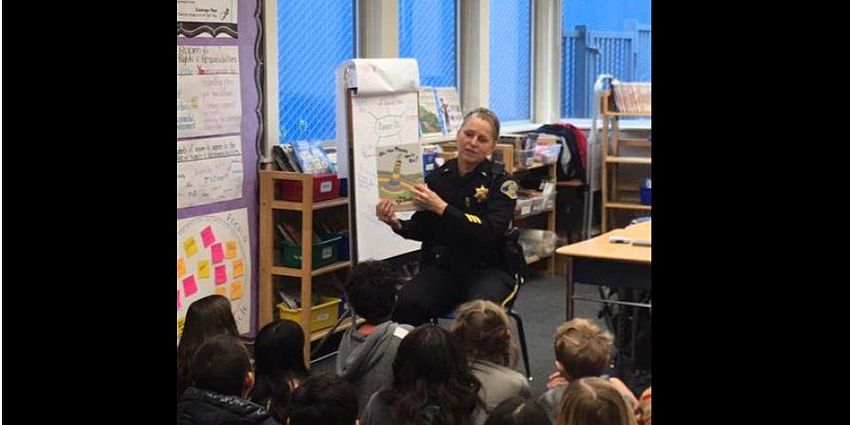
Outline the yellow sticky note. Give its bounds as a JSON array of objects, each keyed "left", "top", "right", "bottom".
[
  {"left": 215, "top": 285, "right": 227, "bottom": 296},
  {"left": 197, "top": 259, "right": 211, "bottom": 279},
  {"left": 232, "top": 259, "right": 244, "bottom": 278},
  {"left": 225, "top": 240, "right": 238, "bottom": 259},
  {"left": 177, "top": 317, "right": 186, "bottom": 339},
  {"left": 230, "top": 280, "right": 243, "bottom": 300},
  {"left": 183, "top": 237, "right": 199, "bottom": 257},
  {"left": 177, "top": 258, "right": 186, "bottom": 278}
]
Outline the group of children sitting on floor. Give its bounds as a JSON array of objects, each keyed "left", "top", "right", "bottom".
[{"left": 177, "top": 260, "right": 652, "bottom": 425}]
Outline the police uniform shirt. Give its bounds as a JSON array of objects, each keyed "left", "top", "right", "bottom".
[{"left": 394, "top": 158, "right": 518, "bottom": 272}]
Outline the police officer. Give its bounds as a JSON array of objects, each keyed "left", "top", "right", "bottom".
[{"left": 376, "top": 108, "right": 518, "bottom": 326}]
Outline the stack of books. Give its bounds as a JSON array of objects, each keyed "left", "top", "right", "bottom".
[{"left": 611, "top": 81, "right": 651, "bottom": 114}]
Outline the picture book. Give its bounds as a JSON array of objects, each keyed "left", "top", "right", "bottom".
[
  {"left": 434, "top": 87, "right": 464, "bottom": 135},
  {"left": 418, "top": 87, "right": 444, "bottom": 139},
  {"left": 293, "top": 141, "right": 336, "bottom": 175},
  {"left": 376, "top": 142, "right": 424, "bottom": 212}
]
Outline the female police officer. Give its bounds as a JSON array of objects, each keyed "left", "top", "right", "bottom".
[{"left": 376, "top": 108, "right": 518, "bottom": 326}]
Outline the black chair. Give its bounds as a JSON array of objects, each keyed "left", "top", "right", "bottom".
[{"left": 430, "top": 274, "right": 532, "bottom": 381}]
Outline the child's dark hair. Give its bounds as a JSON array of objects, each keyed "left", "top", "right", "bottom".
[
  {"left": 344, "top": 260, "right": 400, "bottom": 323},
  {"left": 190, "top": 334, "right": 251, "bottom": 396},
  {"left": 250, "top": 319, "right": 309, "bottom": 422},
  {"left": 484, "top": 396, "right": 552, "bottom": 425},
  {"left": 380, "top": 324, "right": 483, "bottom": 425},
  {"left": 289, "top": 372, "right": 357, "bottom": 425},
  {"left": 178, "top": 295, "right": 240, "bottom": 396}
]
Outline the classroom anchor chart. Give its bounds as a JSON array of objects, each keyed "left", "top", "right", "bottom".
[
  {"left": 177, "top": 45, "right": 242, "bottom": 139},
  {"left": 177, "top": 135, "right": 244, "bottom": 208},
  {"left": 177, "top": 208, "right": 251, "bottom": 342},
  {"left": 177, "top": 0, "right": 238, "bottom": 38}
]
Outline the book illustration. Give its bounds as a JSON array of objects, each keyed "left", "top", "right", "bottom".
[
  {"left": 418, "top": 87, "right": 443, "bottom": 138},
  {"left": 376, "top": 143, "right": 424, "bottom": 212},
  {"left": 434, "top": 87, "right": 464, "bottom": 135}
]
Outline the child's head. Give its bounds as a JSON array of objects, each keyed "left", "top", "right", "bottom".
[
  {"left": 254, "top": 319, "right": 308, "bottom": 379},
  {"left": 553, "top": 318, "right": 613, "bottom": 380},
  {"left": 452, "top": 299, "right": 516, "bottom": 367},
  {"left": 484, "top": 396, "right": 552, "bottom": 425},
  {"left": 178, "top": 295, "right": 240, "bottom": 392},
  {"left": 344, "top": 259, "right": 400, "bottom": 324},
  {"left": 393, "top": 324, "right": 471, "bottom": 387},
  {"left": 181, "top": 294, "right": 240, "bottom": 343},
  {"left": 190, "top": 334, "right": 253, "bottom": 398},
  {"left": 289, "top": 372, "right": 358, "bottom": 425},
  {"left": 557, "top": 377, "right": 637, "bottom": 425}
]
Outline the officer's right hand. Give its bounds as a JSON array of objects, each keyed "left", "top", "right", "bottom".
[{"left": 376, "top": 199, "right": 401, "bottom": 231}]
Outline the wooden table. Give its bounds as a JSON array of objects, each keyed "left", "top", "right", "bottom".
[{"left": 555, "top": 221, "right": 651, "bottom": 320}]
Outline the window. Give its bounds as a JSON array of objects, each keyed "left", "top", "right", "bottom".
[
  {"left": 561, "top": 0, "right": 651, "bottom": 118},
  {"left": 277, "top": 1, "right": 355, "bottom": 142},
  {"left": 489, "top": 0, "right": 532, "bottom": 123},
  {"left": 399, "top": 0, "right": 457, "bottom": 87}
]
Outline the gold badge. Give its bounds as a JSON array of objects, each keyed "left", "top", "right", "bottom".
[
  {"left": 500, "top": 180, "right": 518, "bottom": 200},
  {"left": 474, "top": 185, "right": 489, "bottom": 202}
]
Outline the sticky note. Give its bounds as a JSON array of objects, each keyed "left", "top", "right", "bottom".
[
  {"left": 177, "top": 258, "right": 186, "bottom": 278},
  {"left": 215, "top": 285, "right": 227, "bottom": 296},
  {"left": 197, "top": 259, "right": 211, "bottom": 279},
  {"left": 231, "top": 259, "right": 244, "bottom": 278},
  {"left": 182, "top": 275, "right": 198, "bottom": 296},
  {"left": 214, "top": 265, "right": 227, "bottom": 284},
  {"left": 225, "top": 240, "right": 238, "bottom": 259},
  {"left": 230, "top": 280, "right": 243, "bottom": 300},
  {"left": 177, "top": 289, "right": 182, "bottom": 309},
  {"left": 183, "top": 237, "right": 199, "bottom": 257},
  {"left": 201, "top": 225, "right": 217, "bottom": 248},
  {"left": 211, "top": 243, "right": 224, "bottom": 263}
]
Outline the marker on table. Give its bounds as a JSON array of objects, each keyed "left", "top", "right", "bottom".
[
  {"left": 631, "top": 239, "right": 652, "bottom": 247},
  {"left": 609, "top": 236, "right": 633, "bottom": 244}
]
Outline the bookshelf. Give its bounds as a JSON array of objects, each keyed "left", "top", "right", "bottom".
[
  {"left": 600, "top": 90, "right": 652, "bottom": 232},
  {"left": 258, "top": 168, "right": 357, "bottom": 364}
]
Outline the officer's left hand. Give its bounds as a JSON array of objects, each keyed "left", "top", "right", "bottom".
[{"left": 410, "top": 183, "right": 447, "bottom": 215}]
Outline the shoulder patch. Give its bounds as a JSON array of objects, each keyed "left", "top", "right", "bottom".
[{"left": 500, "top": 180, "right": 518, "bottom": 199}]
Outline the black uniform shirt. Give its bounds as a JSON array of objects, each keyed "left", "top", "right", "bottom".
[{"left": 395, "top": 158, "right": 518, "bottom": 273}]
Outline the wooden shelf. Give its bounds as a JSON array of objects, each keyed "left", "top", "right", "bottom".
[
  {"left": 606, "top": 202, "right": 652, "bottom": 210},
  {"left": 600, "top": 90, "right": 652, "bottom": 232},
  {"left": 271, "top": 260, "right": 352, "bottom": 277},
  {"left": 259, "top": 170, "right": 352, "bottom": 365},
  {"left": 310, "top": 317, "right": 365, "bottom": 342},
  {"left": 605, "top": 156, "right": 651, "bottom": 165},
  {"left": 271, "top": 197, "right": 348, "bottom": 211}
]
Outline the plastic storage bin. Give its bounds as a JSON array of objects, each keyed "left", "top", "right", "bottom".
[
  {"left": 277, "top": 296, "right": 341, "bottom": 332},
  {"left": 278, "top": 173, "right": 340, "bottom": 202},
  {"left": 281, "top": 235, "right": 342, "bottom": 269}
]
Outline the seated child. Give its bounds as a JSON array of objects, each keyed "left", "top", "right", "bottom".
[
  {"left": 289, "top": 372, "right": 358, "bottom": 425},
  {"left": 537, "top": 318, "right": 636, "bottom": 423},
  {"left": 177, "top": 335, "right": 278, "bottom": 425},
  {"left": 335, "top": 260, "right": 413, "bottom": 413},
  {"left": 451, "top": 300, "right": 532, "bottom": 424}
]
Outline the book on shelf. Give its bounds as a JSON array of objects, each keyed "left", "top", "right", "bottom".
[
  {"left": 418, "top": 87, "right": 444, "bottom": 139},
  {"left": 610, "top": 81, "right": 651, "bottom": 114},
  {"left": 434, "top": 87, "right": 463, "bottom": 135},
  {"left": 292, "top": 141, "right": 336, "bottom": 175}
]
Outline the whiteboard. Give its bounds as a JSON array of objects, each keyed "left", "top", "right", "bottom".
[{"left": 350, "top": 92, "right": 421, "bottom": 261}]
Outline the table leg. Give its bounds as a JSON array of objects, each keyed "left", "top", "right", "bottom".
[{"left": 565, "top": 257, "right": 575, "bottom": 320}]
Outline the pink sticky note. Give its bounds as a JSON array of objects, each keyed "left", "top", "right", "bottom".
[
  {"left": 182, "top": 275, "right": 198, "bottom": 296},
  {"left": 211, "top": 242, "right": 224, "bottom": 263},
  {"left": 177, "top": 290, "right": 182, "bottom": 309},
  {"left": 201, "top": 225, "right": 217, "bottom": 248},
  {"left": 214, "top": 265, "right": 228, "bottom": 284}
]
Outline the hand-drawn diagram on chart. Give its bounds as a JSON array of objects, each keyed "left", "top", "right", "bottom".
[
  {"left": 177, "top": 208, "right": 251, "bottom": 343},
  {"left": 376, "top": 143, "right": 422, "bottom": 212}
]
